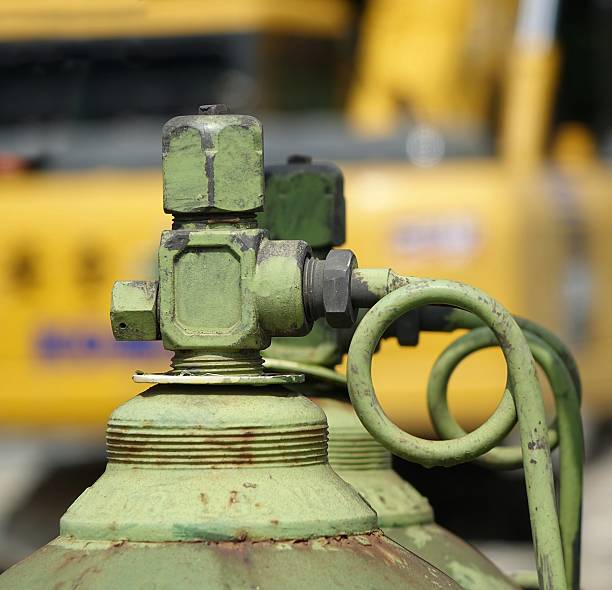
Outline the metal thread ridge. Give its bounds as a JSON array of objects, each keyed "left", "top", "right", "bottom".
[
  {"left": 170, "top": 350, "right": 265, "bottom": 375},
  {"left": 327, "top": 428, "right": 392, "bottom": 470},
  {"left": 107, "top": 422, "right": 328, "bottom": 468}
]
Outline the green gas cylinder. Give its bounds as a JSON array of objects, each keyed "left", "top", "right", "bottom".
[
  {"left": 318, "top": 396, "right": 520, "bottom": 590},
  {"left": 0, "top": 106, "right": 462, "bottom": 590},
  {"left": 261, "top": 156, "right": 518, "bottom": 590}
]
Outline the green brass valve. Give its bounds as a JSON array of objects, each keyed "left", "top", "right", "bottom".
[
  {"left": 162, "top": 104, "right": 263, "bottom": 216},
  {"left": 262, "top": 156, "right": 350, "bottom": 367},
  {"left": 112, "top": 108, "right": 314, "bottom": 381},
  {"left": 262, "top": 158, "right": 520, "bottom": 590},
  {"left": 262, "top": 157, "right": 577, "bottom": 590},
  {"left": 260, "top": 154, "right": 346, "bottom": 255}
]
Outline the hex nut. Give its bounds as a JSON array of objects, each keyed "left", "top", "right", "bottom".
[
  {"left": 111, "top": 280, "right": 160, "bottom": 341},
  {"left": 162, "top": 113, "right": 264, "bottom": 215},
  {"left": 322, "top": 249, "right": 358, "bottom": 328}
]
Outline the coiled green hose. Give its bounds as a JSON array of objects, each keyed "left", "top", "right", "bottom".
[
  {"left": 346, "top": 278, "right": 567, "bottom": 590},
  {"left": 427, "top": 327, "right": 582, "bottom": 588}
]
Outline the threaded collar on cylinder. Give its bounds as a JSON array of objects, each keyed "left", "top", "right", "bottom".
[
  {"left": 314, "top": 396, "right": 434, "bottom": 527},
  {"left": 106, "top": 384, "right": 326, "bottom": 469},
  {"left": 313, "top": 397, "right": 392, "bottom": 471},
  {"left": 327, "top": 430, "right": 392, "bottom": 470},
  {"left": 107, "top": 422, "right": 328, "bottom": 469}
]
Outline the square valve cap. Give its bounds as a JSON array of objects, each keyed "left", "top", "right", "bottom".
[{"left": 262, "top": 156, "right": 345, "bottom": 249}]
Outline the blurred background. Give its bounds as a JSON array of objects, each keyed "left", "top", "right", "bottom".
[{"left": 0, "top": 0, "right": 611, "bottom": 587}]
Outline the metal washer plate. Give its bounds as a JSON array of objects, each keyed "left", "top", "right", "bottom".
[{"left": 133, "top": 372, "right": 305, "bottom": 385}]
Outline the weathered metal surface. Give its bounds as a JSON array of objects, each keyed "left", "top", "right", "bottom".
[
  {"left": 316, "top": 397, "right": 519, "bottom": 590},
  {"left": 0, "top": 106, "right": 539, "bottom": 589},
  {"left": 390, "top": 524, "right": 519, "bottom": 590},
  {"left": 111, "top": 106, "right": 317, "bottom": 381},
  {"left": 158, "top": 226, "right": 266, "bottom": 352},
  {"left": 260, "top": 157, "right": 345, "bottom": 251},
  {"left": 428, "top": 327, "right": 583, "bottom": 589},
  {"left": 60, "top": 384, "right": 377, "bottom": 543},
  {"left": 261, "top": 157, "right": 519, "bottom": 590},
  {"left": 253, "top": 238, "right": 311, "bottom": 336},
  {"left": 262, "top": 158, "right": 350, "bottom": 366},
  {"left": 316, "top": 397, "right": 433, "bottom": 526},
  {"left": 0, "top": 533, "right": 462, "bottom": 590}
]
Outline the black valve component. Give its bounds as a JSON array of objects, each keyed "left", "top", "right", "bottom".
[{"left": 303, "top": 249, "right": 358, "bottom": 328}]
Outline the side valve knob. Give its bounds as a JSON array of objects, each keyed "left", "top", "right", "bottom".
[{"left": 111, "top": 280, "right": 159, "bottom": 340}]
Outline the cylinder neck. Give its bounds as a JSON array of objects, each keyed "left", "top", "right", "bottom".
[
  {"left": 60, "top": 385, "right": 378, "bottom": 543},
  {"left": 314, "top": 396, "right": 434, "bottom": 527},
  {"left": 313, "top": 395, "right": 392, "bottom": 470},
  {"left": 106, "top": 389, "right": 328, "bottom": 469},
  {"left": 328, "top": 431, "right": 392, "bottom": 471}
]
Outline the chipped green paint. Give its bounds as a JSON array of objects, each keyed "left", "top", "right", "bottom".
[
  {"left": 214, "top": 122, "right": 264, "bottom": 213},
  {"left": 162, "top": 113, "right": 263, "bottom": 214},
  {"left": 117, "top": 112, "right": 320, "bottom": 368},
  {"left": 315, "top": 398, "right": 433, "bottom": 526},
  {"left": 448, "top": 560, "right": 518, "bottom": 590},
  {"left": 316, "top": 396, "right": 519, "bottom": 590},
  {"left": 427, "top": 328, "right": 545, "bottom": 469},
  {"left": 261, "top": 158, "right": 348, "bottom": 365},
  {"left": 400, "top": 525, "right": 434, "bottom": 550},
  {"left": 162, "top": 127, "right": 209, "bottom": 213},
  {"left": 391, "top": 524, "right": 520, "bottom": 590},
  {"left": 434, "top": 308, "right": 583, "bottom": 589},
  {"left": 427, "top": 328, "right": 582, "bottom": 589},
  {"left": 60, "top": 384, "right": 378, "bottom": 543},
  {"left": 253, "top": 240, "right": 310, "bottom": 336},
  {"left": 158, "top": 227, "right": 267, "bottom": 354},
  {"left": 0, "top": 533, "right": 462, "bottom": 590}
]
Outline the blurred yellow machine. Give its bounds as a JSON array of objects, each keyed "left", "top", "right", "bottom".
[
  {"left": 342, "top": 0, "right": 612, "bottom": 433},
  {"left": 1, "top": 0, "right": 611, "bottom": 440}
]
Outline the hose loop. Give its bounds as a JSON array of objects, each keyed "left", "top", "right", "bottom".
[
  {"left": 427, "top": 326, "right": 558, "bottom": 470},
  {"left": 427, "top": 327, "right": 583, "bottom": 587},
  {"left": 346, "top": 278, "right": 567, "bottom": 590}
]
